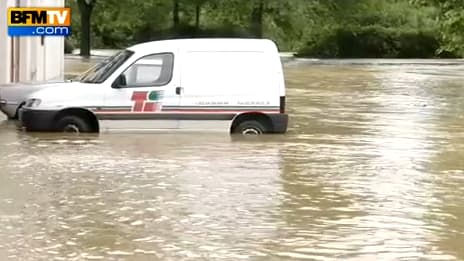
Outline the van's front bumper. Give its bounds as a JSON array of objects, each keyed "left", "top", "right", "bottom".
[
  {"left": 19, "top": 108, "right": 57, "bottom": 132},
  {"left": 269, "top": 113, "right": 288, "bottom": 134}
]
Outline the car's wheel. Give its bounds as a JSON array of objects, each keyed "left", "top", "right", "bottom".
[
  {"left": 233, "top": 120, "right": 269, "bottom": 135},
  {"left": 55, "top": 115, "right": 91, "bottom": 133}
]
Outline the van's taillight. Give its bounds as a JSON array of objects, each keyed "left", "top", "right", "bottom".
[{"left": 280, "top": 96, "right": 286, "bottom": 113}]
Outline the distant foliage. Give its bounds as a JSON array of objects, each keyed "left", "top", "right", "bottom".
[
  {"left": 435, "top": 1, "right": 464, "bottom": 56},
  {"left": 66, "top": 0, "right": 463, "bottom": 58},
  {"left": 296, "top": 26, "right": 448, "bottom": 58}
]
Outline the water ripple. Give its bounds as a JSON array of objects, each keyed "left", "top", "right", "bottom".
[{"left": 0, "top": 63, "right": 464, "bottom": 260}]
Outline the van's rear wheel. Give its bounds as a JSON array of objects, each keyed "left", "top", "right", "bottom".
[
  {"left": 233, "top": 120, "right": 268, "bottom": 135},
  {"left": 55, "top": 115, "right": 91, "bottom": 133}
]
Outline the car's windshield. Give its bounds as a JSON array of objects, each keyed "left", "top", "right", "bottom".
[{"left": 78, "top": 50, "right": 134, "bottom": 84}]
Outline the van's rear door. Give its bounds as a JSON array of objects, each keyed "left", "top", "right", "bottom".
[{"left": 176, "top": 50, "right": 280, "bottom": 132}]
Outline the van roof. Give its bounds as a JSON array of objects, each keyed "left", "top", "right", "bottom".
[{"left": 127, "top": 38, "right": 279, "bottom": 53}]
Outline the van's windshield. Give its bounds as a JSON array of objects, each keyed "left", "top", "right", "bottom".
[{"left": 78, "top": 50, "right": 134, "bottom": 84}]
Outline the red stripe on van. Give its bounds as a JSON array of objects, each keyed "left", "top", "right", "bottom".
[{"left": 94, "top": 110, "right": 280, "bottom": 114}]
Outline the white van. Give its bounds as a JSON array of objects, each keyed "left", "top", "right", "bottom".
[{"left": 18, "top": 38, "right": 288, "bottom": 135}]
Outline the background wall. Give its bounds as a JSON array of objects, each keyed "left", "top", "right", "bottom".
[
  {"left": 0, "top": 0, "right": 14, "bottom": 84},
  {"left": 0, "top": 0, "right": 65, "bottom": 84}
]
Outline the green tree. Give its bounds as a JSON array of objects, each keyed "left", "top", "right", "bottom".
[
  {"left": 173, "top": 0, "right": 180, "bottom": 28},
  {"left": 67, "top": 0, "right": 459, "bottom": 57},
  {"left": 250, "top": 0, "right": 264, "bottom": 38},
  {"left": 409, "top": 0, "right": 463, "bottom": 55},
  {"left": 436, "top": 0, "right": 464, "bottom": 55},
  {"left": 193, "top": 0, "right": 210, "bottom": 29},
  {"left": 89, "top": 0, "right": 170, "bottom": 47},
  {"left": 77, "top": 0, "right": 96, "bottom": 57}
]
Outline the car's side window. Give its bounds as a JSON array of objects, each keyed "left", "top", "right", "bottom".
[{"left": 121, "top": 53, "right": 174, "bottom": 87}]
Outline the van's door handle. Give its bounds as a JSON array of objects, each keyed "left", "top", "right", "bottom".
[{"left": 175, "top": 86, "right": 183, "bottom": 95}]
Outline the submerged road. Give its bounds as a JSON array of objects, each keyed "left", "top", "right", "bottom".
[{"left": 1, "top": 59, "right": 464, "bottom": 260}]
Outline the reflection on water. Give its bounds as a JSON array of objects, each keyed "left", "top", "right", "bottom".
[{"left": 1, "top": 60, "right": 464, "bottom": 260}]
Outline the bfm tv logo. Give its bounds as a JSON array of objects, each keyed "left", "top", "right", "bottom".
[{"left": 7, "top": 7, "right": 71, "bottom": 36}]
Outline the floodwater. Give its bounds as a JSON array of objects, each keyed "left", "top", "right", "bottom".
[{"left": 1, "top": 59, "right": 464, "bottom": 260}]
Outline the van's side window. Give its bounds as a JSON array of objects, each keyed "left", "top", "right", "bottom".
[{"left": 121, "top": 53, "right": 174, "bottom": 87}]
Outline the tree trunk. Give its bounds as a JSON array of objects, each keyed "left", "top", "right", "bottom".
[
  {"left": 77, "top": 0, "right": 95, "bottom": 57},
  {"left": 173, "top": 0, "right": 180, "bottom": 28},
  {"left": 195, "top": 3, "right": 201, "bottom": 30},
  {"left": 250, "top": 0, "right": 264, "bottom": 38}
]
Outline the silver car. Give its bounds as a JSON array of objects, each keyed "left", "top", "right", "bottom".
[
  {"left": 0, "top": 54, "right": 106, "bottom": 120},
  {"left": 0, "top": 81, "right": 66, "bottom": 119}
]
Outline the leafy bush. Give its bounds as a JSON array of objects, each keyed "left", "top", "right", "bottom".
[
  {"left": 296, "top": 25, "right": 460, "bottom": 58},
  {"left": 397, "top": 31, "right": 438, "bottom": 58},
  {"left": 65, "top": 0, "right": 463, "bottom": 58}
]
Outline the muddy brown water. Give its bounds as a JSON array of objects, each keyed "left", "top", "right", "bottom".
[{"left": 1, "top": 59, "right": 464, "bottom": 260}]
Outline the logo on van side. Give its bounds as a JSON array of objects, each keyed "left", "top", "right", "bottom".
[{"left": 131, "top": 91, "right": 163, "bottom": 112}]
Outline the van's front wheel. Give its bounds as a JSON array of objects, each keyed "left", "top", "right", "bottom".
[
  {"left": 55, "top": 115, "right": 92, "bottom": 133},
  {"left": 233, "top": 120, "right": 268, "bottom": 135}
]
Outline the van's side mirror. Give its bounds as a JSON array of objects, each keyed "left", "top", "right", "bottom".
[{"left": 112, "top": 74, "right": 127, "bottom": 88}]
